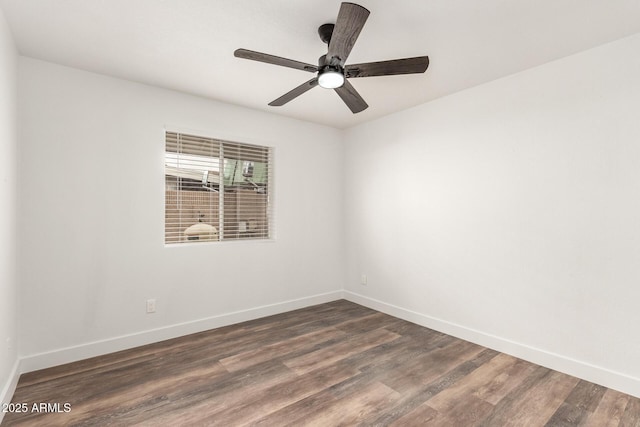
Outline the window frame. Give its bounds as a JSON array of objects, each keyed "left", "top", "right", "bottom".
[{"left": 164, "top": 129, "right": 273, "bottom": 245}]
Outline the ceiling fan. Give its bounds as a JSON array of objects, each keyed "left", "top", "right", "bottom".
[{"left": 234, "top": 2, "right": 430, "bottom": 114}]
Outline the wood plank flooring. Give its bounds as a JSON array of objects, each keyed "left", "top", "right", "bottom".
[{"left": 3, "top": 300, "right": 640, "bottom": 426}]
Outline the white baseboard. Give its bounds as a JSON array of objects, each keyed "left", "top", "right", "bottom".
[
  {"left": 0, "top": 358, "right": 21, "bottom": 424},
  {"left": 344, "top": 291, "right": 640, "bottom": 399},
  {"left": 19, "top": 290, "right": 344, "bottom": 375}
]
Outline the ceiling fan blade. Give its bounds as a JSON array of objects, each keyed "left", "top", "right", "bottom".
[
  {"left": 345, "top": 56, "right": 429, "bottom": 78},
  {"left": 269, "top": 78, "right": 319, "bottom": 106},
  {"left": 327, "top": 3, "right": 370, "bottom": 66},
  {"left": 334, "top": 79, "right": 368, "bottom": 113},
  {"left": 234, "top": 49, "right": 318, "bottom": 73}
]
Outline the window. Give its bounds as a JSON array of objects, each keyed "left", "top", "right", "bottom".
[{"left": 165, "top": 131, "right": 272, "bottom": 244}]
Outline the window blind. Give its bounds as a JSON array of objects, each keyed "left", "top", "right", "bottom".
[{"left": 165, "top": 131, "right": 272, "bottom": 244}]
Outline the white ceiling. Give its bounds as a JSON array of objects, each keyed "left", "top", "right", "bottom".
[{"left": 2, "top": 1, "right": 640, "bottom": 129}]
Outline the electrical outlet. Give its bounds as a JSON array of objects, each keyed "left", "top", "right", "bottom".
[
  {"left": 361, "top": 274, "right": 368, "bottom": 286},
  {"left": 146, "top": 299, "right": 156, "bottom": 314}
]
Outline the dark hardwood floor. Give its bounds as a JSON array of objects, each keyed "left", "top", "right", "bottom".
[{"left": 3, "top": 300, "right": 640, "bottom": 426}]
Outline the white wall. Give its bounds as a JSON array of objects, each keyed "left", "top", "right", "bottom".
[
  {"left": 17, "top": 58, "right": 344, "bottom": 367},
  {"left": 344, "top": 34, "right": 640, "bottom": 397},
  {"left": 0, "top": 5, "right": 18, "bottom": 410}
]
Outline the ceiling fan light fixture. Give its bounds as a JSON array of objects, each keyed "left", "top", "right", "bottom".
[{"left": 318, "top": 67, "right": 345, "bottom": 89}]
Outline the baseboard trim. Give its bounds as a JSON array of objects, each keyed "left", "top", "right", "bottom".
[
  {"left": 0, "top": 358, "right": 21, "bottom": 424},
  {"left": 19, "top": 290, "right": 344, "bottom": 374},
  {"left": 344, "top": 291, "right": 640, "bottom": 399}
]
